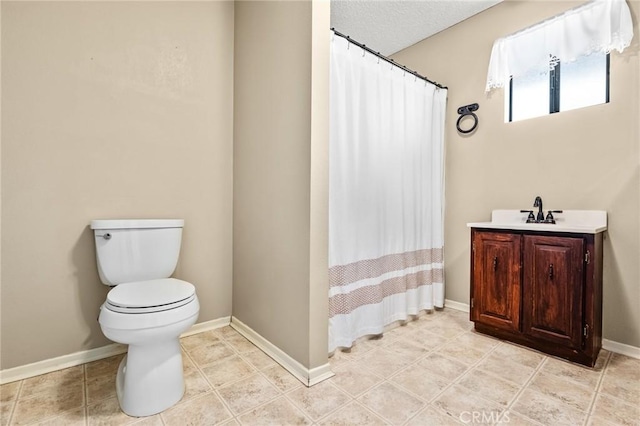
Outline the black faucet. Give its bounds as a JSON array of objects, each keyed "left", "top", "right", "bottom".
[
  {"left": 521, "top": 196, "right": 563, "bottom": 223},
  {"left": 534, "top": 196, "right": 544, "bottom": 222}
]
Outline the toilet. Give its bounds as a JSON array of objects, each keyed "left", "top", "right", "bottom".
[{"left": 90, "top": 219, "right": 200, "bottom": 417}]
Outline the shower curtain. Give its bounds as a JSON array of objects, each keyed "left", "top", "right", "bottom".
[{"left": 329, "top": 34, "right": 448, "bottom": 352}]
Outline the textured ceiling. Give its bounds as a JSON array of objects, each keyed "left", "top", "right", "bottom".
[{"left": 330, "top": 0, "right": 503, "bottom": 56}]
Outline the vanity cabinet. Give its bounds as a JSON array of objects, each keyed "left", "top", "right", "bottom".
[{"left": 470, "top": 228, "right": 603, "bottom": 367}]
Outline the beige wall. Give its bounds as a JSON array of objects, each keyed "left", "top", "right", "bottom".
[
  {"left": 233, "top": 0, "right": 329, "bottom": 369},
  {"left": 4, "top": 0, "right": 635, "bottom": 376},
  {"left": 1, "top": 1, "right": 235, "bottom": 369},
  {"left": 393, "top": 0, "right": 640, "bottom": 347},
  {"left": 308, "top": 0, "right": 330, "bottom": 370}
]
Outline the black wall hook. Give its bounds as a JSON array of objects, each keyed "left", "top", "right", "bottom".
[{"left": 456, "top": 103, "right": 479, "bottom": 134}]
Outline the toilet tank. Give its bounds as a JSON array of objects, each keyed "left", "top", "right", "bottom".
[{"left": 90, "top": 219, "right": 184, "bottom": 286}]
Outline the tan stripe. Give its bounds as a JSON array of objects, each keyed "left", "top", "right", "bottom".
[
  {"left": 329, "top": 247, "right": 443, "bottom": 288},
  {"left": 329, "top": 268, "right": 444, "bottom": 317}
]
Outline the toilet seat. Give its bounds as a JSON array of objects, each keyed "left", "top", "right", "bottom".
[{"left": 105, "top": 278, "right": 195, "bottom": 314}]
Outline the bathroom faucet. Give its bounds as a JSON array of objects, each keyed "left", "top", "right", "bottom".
[
  {"left": 533, "top": 196, "right": 544, "bottom": 222},
  {"left": 521, "top": 196, "right": 562, "bottom": 224}
]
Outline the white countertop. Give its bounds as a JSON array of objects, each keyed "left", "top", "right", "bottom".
[{"left": 467, "top": 210, "right": 607, "bottom": 234}]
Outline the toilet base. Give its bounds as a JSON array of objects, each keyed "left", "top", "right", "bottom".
[
  {"left": 99, "top": 298, "right": 200, "bottom": 417},
  {"left": 116, "top": 339, "right": 185, "bottom": 417}
]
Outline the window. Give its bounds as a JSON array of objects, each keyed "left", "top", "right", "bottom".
[
  {"left": 486, "top": 0, "right": 632, "bottom": 121},
  {"left": 506, "top": 53, "right": 610, "bottom": 122}
]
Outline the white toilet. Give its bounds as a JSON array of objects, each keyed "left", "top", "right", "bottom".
[{"left": 90, "top": 219, "right": 200, "bottom": 417}]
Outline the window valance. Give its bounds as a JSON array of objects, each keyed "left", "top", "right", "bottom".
[{"left": 485, "top": 0, "right": 634, "bottom": 92}]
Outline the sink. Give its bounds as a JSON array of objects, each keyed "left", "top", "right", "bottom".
[{"left": 467, "top": 210, "right": 607, "bottom": 234}]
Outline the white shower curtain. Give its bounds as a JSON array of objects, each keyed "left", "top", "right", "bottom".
[{"left": 329, "top": 34, "right": 448, "bottom": 352}]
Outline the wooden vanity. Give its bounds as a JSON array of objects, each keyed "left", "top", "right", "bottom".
[{"left": 467, "top": 210, "right": 606, "bottom": 367}]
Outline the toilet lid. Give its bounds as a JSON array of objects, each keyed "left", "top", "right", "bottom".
[{"left": 106, "top": 278, "right": 195, "bottom": 313}]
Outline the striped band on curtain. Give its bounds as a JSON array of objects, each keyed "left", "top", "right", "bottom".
[{"left": 329, "top": 249, "right": 443, "bottom": 317}]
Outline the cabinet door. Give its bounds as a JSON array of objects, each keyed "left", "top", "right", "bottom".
[
  {"left": 471, "top": 231, "right": 521, "bottom": 332},
  {"left": 523, "top": 235, "right": 584, "bottom": 349}
]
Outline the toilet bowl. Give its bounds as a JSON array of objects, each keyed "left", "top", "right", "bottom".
[{"left": 91, "top": 220, "right": 200, "bottom": 417}]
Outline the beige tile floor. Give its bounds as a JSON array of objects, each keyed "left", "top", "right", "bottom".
[{"left": 1, "top": 309, "right": 639, "bottom": 425}]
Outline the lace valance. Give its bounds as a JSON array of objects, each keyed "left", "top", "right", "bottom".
[{"left": 486, "top": 0, "right": 634, "bottom": 92}]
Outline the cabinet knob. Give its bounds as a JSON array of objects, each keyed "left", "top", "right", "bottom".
[
  {"left": 493, "top": 256, "right": 498, "bottom": 270},
  {"left": 549, "top": 263, "right": 554, "bottom": 279}
]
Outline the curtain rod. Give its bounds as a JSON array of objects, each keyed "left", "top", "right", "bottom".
[{"left": 331, "top": 28, "right": 448, "bottom": 90}]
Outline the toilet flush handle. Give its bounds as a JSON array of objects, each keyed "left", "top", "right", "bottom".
[{"left": 95, "top": 233, "right": 112, "bottom": 240}]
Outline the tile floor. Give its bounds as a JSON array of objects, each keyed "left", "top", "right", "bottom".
[{"left": 1, "top": 309, "right": 639, "bottom": 425}]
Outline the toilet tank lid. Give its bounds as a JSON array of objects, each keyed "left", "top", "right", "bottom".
[{"left": 90, "top": 219, "right": 184, "bottom": 230}]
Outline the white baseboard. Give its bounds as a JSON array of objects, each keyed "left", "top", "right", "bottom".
[
  {"left": 444, "top": 299, "right": 470, "bottom": 313},
  {"left": 230, "top": 316, "right": 334, "bottom": 387},
  {"left": 0, "top": 317, "right": 231, "bottom": 385},
  {"left": 603, "top": 339, "right": 640, "bottom": 359},
  {"left": 0, "top": 343, "right": 128, "bottom": 385},
  {"left": 181, "top": 316, "right": 231, "bottom": 338}
]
